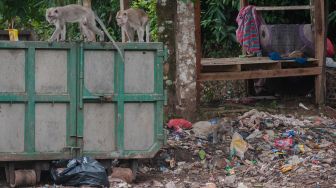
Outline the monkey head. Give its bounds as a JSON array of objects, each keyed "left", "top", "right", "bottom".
[
  {"left": 116, "top": 10, "right": 128, "bottom": 26},
  {"left": 46, "top": 8, "right": 60, "bottom": 24}
]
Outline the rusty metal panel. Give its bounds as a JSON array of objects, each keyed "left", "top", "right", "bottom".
[
  {"left": 0, "top": 50, "right": 25, "bottom": 92},
  {"left": 0, "top": 104, "right": 25, "bottom": 152},
  {"left": 84, "top": 51, "right": 115, "bottom": 94},
  {"left": 83, "top": 103, "right": 116, "bottom": 152},
  {"left": 124, "top": 103, "right": 154, "bottom": 150},
  {"left": 35, "top": 50, "right": 67, "bottom": 93},
  {"left": 124, "top": 51, "right": 155, "bottom": 93},
  {"left": 35, "top": 104, "right": 67, "bottom": 152}
]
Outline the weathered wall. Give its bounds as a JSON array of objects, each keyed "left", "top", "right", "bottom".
[{"left": 175, "top": 1, "right": 197, "bottom": 121}]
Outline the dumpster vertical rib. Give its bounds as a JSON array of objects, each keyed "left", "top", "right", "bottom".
[
  {"left": 77, "top": 43, "right": 84, "bottom": 153},
  {"left": 155, "top": 47, "right": 164, "bottom": 142},
  {"left": 154, "top": 50, "right": 159, "bottom": 141},
  {"left": 68, "top": 45, "right": 77, "bottom": 150},
  {"left": 116, "top": 46, "right": 125, "bottom": 155},
  {"left": 25, "top": 47, "right": 35, "bottom": 152}
]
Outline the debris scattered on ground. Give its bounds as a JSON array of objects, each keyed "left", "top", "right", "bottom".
[
  {"left": 167, "top": 119, "right": 192, "bottom": 132},
  {"left": 39, "top": 108, "right": 336, "bottom": 188},
  {"left": 110, "top": 167, "right": 134, "bottom": 184},
  {"left": 50, "top": 157, "right": 109, "bottom": 187},
  {"left": 138, "top": 109, "right": 336, "bottom": 187},
  {"left": 299, "top": 102, "right": 310, "bottom": 110}
]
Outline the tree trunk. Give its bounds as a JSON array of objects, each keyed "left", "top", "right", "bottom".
[
  {"left": 157, "top": 0, "right": 178, "bottom": 121},
  {"left": 175, "top": 1, "right": 197, "bottom": 121}
]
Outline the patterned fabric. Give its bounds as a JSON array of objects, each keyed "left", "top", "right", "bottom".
[
  {"left": 236, "top": 5, "right": 262, "bottom": 54},
  {"left": 327, "top": 38, "right": 335, "bottom": 57}
]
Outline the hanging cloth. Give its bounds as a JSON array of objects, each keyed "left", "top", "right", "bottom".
[{"left": 236, "top": 5, "right": 263, "bottom": 54}]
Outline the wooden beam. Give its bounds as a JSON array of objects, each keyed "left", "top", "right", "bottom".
[
  {"left": 323, "top": 106, "right": 336, "bottom": 119},
  {"left": 256, "top": 5, "right": 313, "bottom": 11},
  {"left": 314, "top": 0, "right": 326, "bottom": 105},
  {"left": 194, "top": 0, "right": 202, "bottom": 107},
  {"left": 201, "top": 57, "right": 318, "bottom": 66},
  {"left": 199, "top": 67, "right": 322, "bottom": 81}
]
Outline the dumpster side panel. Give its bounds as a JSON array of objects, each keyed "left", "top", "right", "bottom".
[
  {"left": 83, "top": 103, "right": 116, "bottom": 152},
  {"left": 84, "top": 51, "right": 115, "bottom": 94},
  {"left": 0, "top": 104, "right": 25, "bottom": 152},
  {"left": 124, "top": 103, "right": 154, "bottom": 151},
  {"left": 124, "top": 51, "right": 155, "bottom": 93},
  {"left": 0, "top": 50, "right": 25, "bottom": 92},
  {"left": 35, "top": 50, "right": 68, "bottom": 93},
  {"left": 35, "top": 104, "right": 67, "bottom": 152},
  {"left": 0, "top": 42, "right": 77, "bottom": 161}
]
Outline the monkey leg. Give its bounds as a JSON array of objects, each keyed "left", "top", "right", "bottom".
[
  {"left": 80, "top": 23, "right": 96, "bottom": 42},
  {"left": 79, "top": 24, "right": 85, "bottom": 41},
  {"left": 87, "top": 22, "right": 104, "bottom": 42},
  {"left": 49, "top": 20, "right": 65, "bottom": 42},
  {"left": 137, "top": 28, "right": 145, "bottom": 42},
  {"left": 145, "top": 24, "right": 150, "bottom": 42},
  {"left": 123, "top": 26, "right": 134, "bottom": 42},
  {"left": 49, "top": 27, "right": 63, "bottom": 42},
  {"left": 60, "top": 25, "right": 66, "bottom": 41}
]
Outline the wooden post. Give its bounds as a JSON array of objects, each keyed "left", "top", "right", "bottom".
[
  {"left": 314, "top": 0, "right": 326, "bottom": 105},
  {"left": 240, "top": 0, "right": 248, "bottom": 8},
  {"left": 195, "top": 0, "right": 201, "bottom": 108}
]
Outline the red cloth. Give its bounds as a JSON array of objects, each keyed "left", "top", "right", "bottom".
[
  {"left": 167, "top": 119, "right": 192, "bottom": 131},
  {"left": 327, "top": 38, "right": 335, "bottom": 57}
]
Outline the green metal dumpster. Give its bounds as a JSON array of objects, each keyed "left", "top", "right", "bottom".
[{"left": 0, "top": 41, "right": 166, "bottom": 185}]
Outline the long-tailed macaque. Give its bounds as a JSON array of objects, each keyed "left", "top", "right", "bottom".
[
  {"left": 46, "top": 5, "right": 103, "bottom": 42},
  {"left": 46, "top": 4, "right": 124, "bottom": 60},
  {"left": 116, "top": 8, "right": 150, "bottom": 42}
]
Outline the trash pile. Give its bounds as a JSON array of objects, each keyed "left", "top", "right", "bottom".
[{"left": 134, "top": 109, "right": 336, "bottom": 188}]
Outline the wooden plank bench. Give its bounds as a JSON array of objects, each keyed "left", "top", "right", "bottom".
[{"left": 199, "top": 57, "right": 321, "bottom": 81}]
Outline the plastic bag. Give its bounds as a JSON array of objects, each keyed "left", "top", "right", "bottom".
[
  {"left": 167, "top": 119, "right": 192, "bottom": 131},
  {"left": 51, "top": 156, "right": 109, "bottom": 187},
  {"left": 230, "top": 132, "right": 248, "bottom": 160},
  {"left": 274, "top": 138, "right": 293, "bottom": 149}
]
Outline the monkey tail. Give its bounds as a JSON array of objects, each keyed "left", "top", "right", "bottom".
[{"left": 94, "top": 13, "right": 124, "bottom": 62}]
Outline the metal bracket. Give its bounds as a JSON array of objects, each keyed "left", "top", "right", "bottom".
[
  {"left": 158, "top": 47, "right": 168, "bottom": 61},
  {"left": 164, "top": 89, "right": 168, "bottom": 106},
  {"left": 63, "top": 146, "right": 81, "bottom": 156},
  {"left": 99, "top": 95, "right": 113, "bottom": 102}
]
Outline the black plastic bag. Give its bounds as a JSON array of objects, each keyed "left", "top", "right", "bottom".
[{"left": 51, "top": 156, "right": 109, "bottom": 187}]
